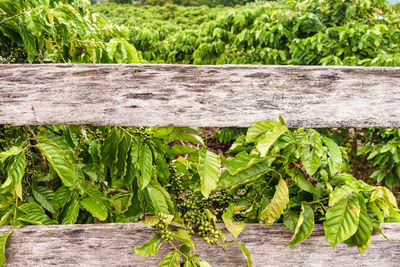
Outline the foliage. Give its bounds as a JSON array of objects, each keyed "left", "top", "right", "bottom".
[
  {"left": 133, "top": 0, "right": 255, "bottom": 7},
  {"left": 0, "top": 120, "right": 398, "bottom": 265},
  {"left": 93, "top": 0, "right": 400, "bottom": 65},
  {"left": 0, "top": 0, "right": 141, "bottom": 63}
]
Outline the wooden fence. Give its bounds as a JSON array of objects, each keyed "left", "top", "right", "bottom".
[{"left": 0, "top": 64, "right": 400, "bottom": 266}]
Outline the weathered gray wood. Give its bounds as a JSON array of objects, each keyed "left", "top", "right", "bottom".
[
  {"left": 0, "top": 223, "right": 398, "bottom": 266},
  {"left": 1, "top": 64, "right": 399, "bottom": 128}
]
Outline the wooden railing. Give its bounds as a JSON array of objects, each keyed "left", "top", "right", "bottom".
[{"left": 0, "top": 64, "right": 399, "bottom": 266}]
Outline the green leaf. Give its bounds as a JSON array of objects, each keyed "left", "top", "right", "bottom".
[
  {"left": 0, "top": 153, "right": 25, "bottom": 195},
  {"left": 171, "top": 229, "right": 194, "bottom": 248},
  {"left": 138, "top": 143, "right": 153, "bottom": 190},
  {"left": 62, "top": 200, "right": 79, "bottom": 224},
  {"left": 100, "top": 128, "right": 121, "bottom": 170},
  {"left": 171, "top": 145, "right": 199, "bottom": 155},
  {"left": 370, "top": 186, "right": 398, "bottom": 208},
  {"left": 224, "top": 151, "right": 261, "bottom": 175},
  {"left": 134, "top": 234, "right": 163, "bottom": 257},
  {"left": 256, "top": 125, "right": 288, "bottom": 157},
  {"left": 82, "top": 183, "right": 111, "bottom": 210},
  {"left": 115, "top": 132, "right": 132, "bottom": 177},
  {"left": 159, "top": 251, "right": 180, "bottom": 267},
  {"left": 52, "top": 186, "right": 73, "bottom": 211},
  {"left": 287, "top": 168, "right": 316, "bottom": 194},
  {"left": 324, "top": 195, "right": 360, "bottom": 249},
  {"left": 35, "top": 142, "right": 76, "bottom": 188},
  {"left": 40, "top": 132, "right": 75, "bottom": 164},
  {"left": 217, "top": 162, "right": 271, "bottom": 188},
  {"left": 237, "top": 242, "right": 252, "bottom": 267},
  {"left": 198, "top": 147, "right": 221, "bottom": 197},
  {"left": 198, "top": 260, "right": 212, "bottom": 267},
  {"left": 0, "top": 230, "right": 12, "bottom": 266},
  {"left": 18, "top": 203, "right": 44, "bottom": 214},
  {"left": 287, "top": 204, "right": 314, "bottom": 247},
  {"left": 346, "top": 5, "right": 356, "bottom": 19},
  {"left": 18, "top": 213, "right": 56, "bottom": 225},
  {"left": 358, "top": 236, "right": 371, "bottom": 255},
  {"left": 283, "top": 209, "right": 299, "bottom": 231},
  {"left": 322, "top": 137, "right": 342, "bottom": 175},
  {"left": 169, "top": 129, "right": 204, "bottom": 145},
  {"left": 32, "top": 186, "right": 55, "bottom": 213},
  {"left": 329, "top": 181, "right": 361, "bottom": 207},
  {"left": 80, "top": 198, "right": 108, "bottom": 221},
  {"left": 246, "top": 120, "right": 283, "bottom": 143},
  {"left": 300, "top": 144, "right": 320, "bottom": 177},
  {"left": 263, "top": 178, "right": 289, "bottom": 225},
  {"left": 147, "top": 182, "right": 174, "bottom": 214},
  {"left": 350, "top": 196, "right": 372, "bottom": 249},
  {"left": 222, "top": 204, "right": 244, "bottom": 239},
  {"left": 0, "top": 146, "right": 23, "bottom": 164}
]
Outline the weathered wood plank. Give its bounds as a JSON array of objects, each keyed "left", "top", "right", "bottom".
[
  {"left": 0, "top": 223, "right": 398, "bottom": 266},
  {"left": 0, "top": 64, "right": 399, "bottom": 128}
]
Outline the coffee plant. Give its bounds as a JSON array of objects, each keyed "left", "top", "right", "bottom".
[
  {"left": 0, "top": 120, "right": 398, "bottom": 266},
  {"left": 93, "top": 0, "right": 400, "bottom": 65},
  {"left": 0, "top": 0, "right": 141, "bottom": 63}
]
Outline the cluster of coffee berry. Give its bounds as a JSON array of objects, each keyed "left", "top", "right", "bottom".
[
  {"left": 196, "top": 216, "right": 219, "bottom": 245},
  {"left": 130, "top": 127, "right": 151, "bottom": 142},
  {"left": 155, "top": 213, "right": 173, "bottom": 242},
  {"left": 167, "top": 162, "right": 184, "bottom": 196},
  {"left": 179, "top": 192, "right": 220, "bottom": 244},
  {"left": 207, "top": 190, "right": 232, "bottom": 217},
  {"left": 0, "top": 45, "right": 27, "bottom": 63}
]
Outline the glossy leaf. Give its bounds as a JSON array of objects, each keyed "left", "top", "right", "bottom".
[
  {"left": 246, "top": 120, "right": 283, "bottom": 143},
  {"left": 256, "top": 124, "right": 288, "bottom": 157},
  {"left": 287, "top": 204, "right": 314, "bottom": 247},
  {"left": 35, "top": 142, "right": 76, "bottom": 188},
  {"left": 351, "top": 196, "right": 372, "bottom": 249},
  {"left": 100, "top": 128, "right": 121, "bottom": 170},
  {"left": 322, "top": 137, "right": 342, "bottom": 175},
  {"left": 324, "top": 196, "right": 360, "bottom": 249},
  {"left": 18, "top": 203, "right": 44, "bottom": 214},
  {"left": 52, "top": 186, "right": 73, "bottom": 211},
  {"left": 222, "top": 203, "right": 244, "bottom": 239},
  {"left": 80, "top": 198, "right": 108, "bottom": 221},
  {"left": 0, "top": 146, "right": 23, "bottom": 163},
  {"left": 198, "top": 147, "right": 221, "bottom": 197},
  {"left": 159, "top": 251, "right": 180, "bottom": 267},
  {"left": 138, "top": 143, "right": 153, "bottom": 190},
  {"left": 147, "top": 182, "right": 174, "bottom": 214},
  {"left": 32, "top": 186, "right": 55, "bottom": 213},
  {"left": 62, "top": 200, "right": 79, "bottom": 224},
  {"left": 0, "top": 153, "right": 25, "bottom": 195},
  {"left": 0, "top": 230, "right": 12, "bottom": 266},
  {"left": 18, "top": 213, "right": 56, "bottom": 225},
  {"left": 115, "top": 132, "right": 132, "bottom": 177},
  {"left": 171, "top": 229, "right": 194, "bottom": 248},
  {"left": 237, "top": 242, "right": 252, "bottom": 267},
  {"left": 134, "top": 234, "right": 163, "bottom": 257},
  {"left": 263, "top": 178, "right": 289, "bottom": 225}
]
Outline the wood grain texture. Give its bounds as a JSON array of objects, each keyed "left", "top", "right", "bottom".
[
  {"left": 1, "top": 64, "right": 400, "bottom": 128},
  {"left": 0, "top": 223, "right": 399, "bottom": 266}
]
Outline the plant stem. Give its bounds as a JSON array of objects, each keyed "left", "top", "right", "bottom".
[
  {"left": 304, "top": 197, "right": 329, "bottom": 205},
  {"left": 168, "top": 241, "right": 189, "bottom": 260}
]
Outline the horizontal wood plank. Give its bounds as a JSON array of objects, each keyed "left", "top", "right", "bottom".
[
  {"left": 0, "top": 64, "right": 400, "bottom": 128},
  {"left": 0, "top": 223, "right": 399, "bottom": 266}
]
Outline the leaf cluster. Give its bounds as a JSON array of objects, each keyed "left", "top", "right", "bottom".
[{"left": 0, "top": 0, "right": 141, "bottom": 63}]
